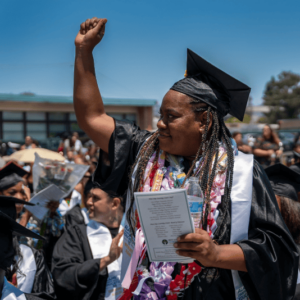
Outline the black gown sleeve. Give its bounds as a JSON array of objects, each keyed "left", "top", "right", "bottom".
[
  {"left": 93, "top": 119, "right": 151, "bottom": 196},
  {"left": 64, "top": 205, "right": 84, "bottom": 232},
  {"left": 237, "top": 161, "right": 299, "bottom": 300},
  {"left": 28, "top": 248, "right": 56, "bottom": 299},
  {"left": 51, "top": 225, "right": 102, "bottom": 300}
]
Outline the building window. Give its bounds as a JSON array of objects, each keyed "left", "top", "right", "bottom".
[
  {"left": 49, "top": 113, "right": 66, "bottom": 121},
  {"left": 69, "top": 113, "right": 77, "bottom": 121},
  {"left": 26, "top": 112, "right": 46, "bottom": 121},
  {"left": 49, "top": 123, "right": 67, "bottom": 137},
  {"left": 70, "top": 123, "right": 83, "bottom": 133},
  {"left": 26, "top": 123, "right": 47, "bottom": 141},
  {"left": 3, "top": 122, "right": 24, "bottom": 141},
  {"left": 125, "top": 114, "right": 136, "bottom": 122},
  {"left": 3, "top": 112, "right": 23, "bottom": 120}
]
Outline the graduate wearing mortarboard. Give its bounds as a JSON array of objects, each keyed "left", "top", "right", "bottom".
[
  {"left": 0, "top": 165, "right": 56, "bottom": 299},
  {"left": 51, "top": 156, "right": 125, "bottom": 300},
  {"left": 73, "top": 18, "right": 298, "bottom": 300},
  {"left": 0, "top": 162, "right": 29, "bottom": 213},
  {"left": 0, "top": 196, "right": 54, "bottom": 300}
]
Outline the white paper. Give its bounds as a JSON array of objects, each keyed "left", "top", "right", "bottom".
[
  {"left": 26, "top": 184, "right": 65, "bottom": 220},
  {"left": 134, "top": 189, "right": 194, "bottom": 262}
]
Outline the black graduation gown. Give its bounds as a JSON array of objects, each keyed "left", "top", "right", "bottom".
[
  {"left": 95, "top": 120, "right": 299, "bottom": 300},
  {"left": 52, "top": 223, "right": 118, "bottom": 300},
  {"left": 29, "top": 247, "right": 56, "bottom": 299},
  {"left": 64, "top": 204, "right": 85, "bottom": 231},
  {"left": 293, "top": 245, "right": 300, "bottom": 300},
  {"left": 290, "top": 163, "right": 300, "bottom": 174},
  {"left": 25, "top": 293, "right": 55, "bottom": 300},
  {"left": 6, "top": 244, "right": 56, "bottom": 300}
]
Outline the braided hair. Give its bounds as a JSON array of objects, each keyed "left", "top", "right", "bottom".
[{"left": 127, "top": 99, "right": 234, "bottom": 242}]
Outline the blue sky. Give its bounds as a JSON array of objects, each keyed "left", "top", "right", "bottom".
[{"left": 1, "top": 0, "right": 300, "bottom": 105}]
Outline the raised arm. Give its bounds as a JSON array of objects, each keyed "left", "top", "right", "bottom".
[{"left": 74, "top": 17, "right": 114, "bottom": 153}]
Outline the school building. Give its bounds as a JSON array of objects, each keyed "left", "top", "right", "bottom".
[{"left": 0, "top": 93, "right": 156, "bottom": 144}]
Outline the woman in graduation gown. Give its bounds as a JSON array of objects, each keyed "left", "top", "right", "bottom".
[
  {"left": 51, "top": 183, "right": 124, "bottom": 300},
  {"left": 73, "top": 17, "right": 299, "bottom": 299},
  {"left": 0, "top": 164, "right": 56, "bottom": 299},
  {"left": 0, "top": 196, "right": 53, "bottom": 300}
]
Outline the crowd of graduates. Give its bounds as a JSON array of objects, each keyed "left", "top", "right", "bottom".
[{"left": 1, "top": 16, "right": 300, "bottom": 300}]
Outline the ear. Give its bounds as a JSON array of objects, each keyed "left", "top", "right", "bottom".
[
  {"left": 111, "top": 197, "right": 121, "bottom": 211},
  {"left": 197, "top": 110, "right": 213, "bottom": 135}
]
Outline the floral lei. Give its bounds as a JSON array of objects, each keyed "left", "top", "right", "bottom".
[{"left": 119, "top": 142, "right": 233, "bottom": 300}]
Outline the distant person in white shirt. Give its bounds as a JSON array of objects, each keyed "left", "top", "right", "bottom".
[
  {"left": 20, "top": 136, "right": 32, "bottom": 150},
  {"left": 71, "top": 132, "right": 82, "bottom": 155}
]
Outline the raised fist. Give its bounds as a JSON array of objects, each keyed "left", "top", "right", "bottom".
[{"left": 75, "top": 17, "right": 107, "bottom": 51}]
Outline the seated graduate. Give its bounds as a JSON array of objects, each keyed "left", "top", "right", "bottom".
[
  {"left": 265, "top": 163, "right": 300, "bottom": 299},
  {"left": 0, "top": 196, "right": 52, "bottom": 300},
  {"left": 64, "top": 179, "right": 93, "bottom": 231},
  {"left": 52, "top": 183, "right": 124, "bottom": 300},
  {"left": 73, "top": 17, "right": 299, "bottom": 300}
]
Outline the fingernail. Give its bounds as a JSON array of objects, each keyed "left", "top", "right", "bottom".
[
  {"left": 176, "top": 250, "right": 179, "bottom": 254},
  {"left": 174, "top": 243, "right": 178, "bottom": 248},
  {"left": 177, "top": 237, "right": 181, "bottom": 241}
]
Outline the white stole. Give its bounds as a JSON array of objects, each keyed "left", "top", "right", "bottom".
[
  {"left": 1, "top": 277, "right": 26, "bottom": 300},
  {"left": 58, "top": 190, "right": 82, "bottom": 217},
  {"left": 86, "top": 220, "right": 123, "bottom": 300},
  {"left": 16, "top": 245, "right": 36, "bottom": 294},
  {"left": 81, "top": 208, "right": 90, "bottom": 225},
  {"left": 230, "top": 151, "right": 253, "bottom": 300}
]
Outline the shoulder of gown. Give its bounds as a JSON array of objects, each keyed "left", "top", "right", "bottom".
[
  {"left": 51, "top": 223, "right": 101, "bottom": 300},
  {"left": 64, "top": 204, "right": 84, "bottom": 231},
  {"left": 30, "top": 247, "right": 56, "bottom": 299},
  {"left": 237, "top": 160, "right": 299, "bottom": 300},
  {"left": 93, "top": 119, "right": 151, "bottom": 196}
]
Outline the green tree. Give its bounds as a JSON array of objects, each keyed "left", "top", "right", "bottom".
[{"left": 263, "top": 71, "right": 300, "bottom": 123}]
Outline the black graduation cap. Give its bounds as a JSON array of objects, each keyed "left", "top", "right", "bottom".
[
  {"left": 84, "top": 178, "right": 95, "bottom": 196},
  {"left": 0, "top": 196, "right": 44, "bottom": 240},
  {"left": 265, "top": 163, "right": 300, "bottom": 202},
  {"left": 0, "top": 162, "right": 28, "bottom": 179},
  {"left": 171, "top": 49, "right": 251, "bottom": 121},
  {"left": 0, "top": 162, "right": 28, "bottom": 191}
]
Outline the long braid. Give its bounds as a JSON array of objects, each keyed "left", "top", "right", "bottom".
[
  {"left": 201, "top": 111, "right": 220, "bottom": 230},
  {"left": 127, "top": 132, "right": 160, "bottom": 235},
  {"left": 186, "top": 104, "right": 234, "bottom": 286},
  {"left": 212, "top": 118, "right": 234, "bottom": 239},
  {"left": 188, "top": 101, "right": 234, "bottom": 235}
]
